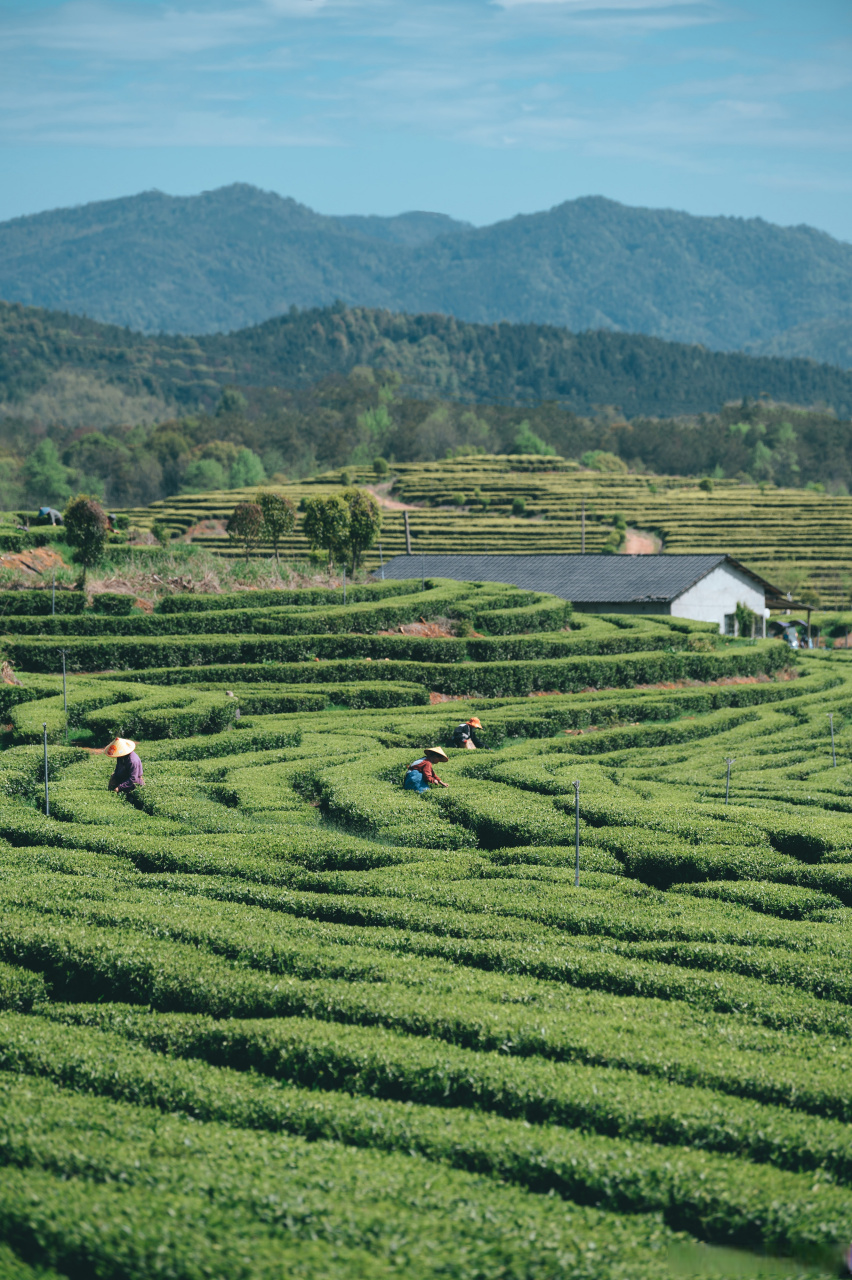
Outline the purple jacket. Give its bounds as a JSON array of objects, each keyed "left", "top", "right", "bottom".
[{"left": 110, "top": 751, "right": 144, "bottom": 792}]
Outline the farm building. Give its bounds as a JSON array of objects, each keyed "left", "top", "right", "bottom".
[{"left": 379, "top": 553, "right": 795, "bottom": 635}]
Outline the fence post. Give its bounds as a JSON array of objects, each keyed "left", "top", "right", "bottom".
[
  {"left": 60, "top": 649, "right": 68, "bottom": 744},
  {"left": 43, "top": 723, "right": 49, "bottom": 816},
  {"left": 724, "top": 757, "right": 735, "bottom": 804},
  {"left": 829, "top": 713, "right": 837, "bottom": 767},
  {"left": 573, "top": 780, "right": 580, "bottom": 886}
]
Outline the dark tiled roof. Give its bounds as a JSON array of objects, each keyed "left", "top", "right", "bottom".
[{"left": 378, "top": 553, "right": 759, "bottom": 603}]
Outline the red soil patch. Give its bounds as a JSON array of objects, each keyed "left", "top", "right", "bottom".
[
  {"left": 380, "top": 621, "right": 456, "bottom": 638},
  {"left": 0, "top": 546, "right": 65, "bottom": 577}
]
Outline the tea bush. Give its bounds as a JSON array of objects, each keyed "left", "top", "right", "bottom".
[{"left": 3, "top": 574, "right": 852, "bottom": 1278}]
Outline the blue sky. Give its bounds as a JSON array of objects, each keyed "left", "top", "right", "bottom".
[{"left": 0, "top": 0, "right": 850, "bottom": 239}]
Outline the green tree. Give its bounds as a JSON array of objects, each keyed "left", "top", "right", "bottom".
[
  {"left": 63, "top": 495, "right": 109, "bottom": 586},
  {"left": 229, "top": 447, "right": 266, "bottom": 489},
  {"left": 21, "top": 439, "right": 72, "bottom": 507},
  {"left": 181, "top": 458, "right": 227, "bottom": 493},
  {"left": 373, "top": 456, "right": 390, "bottom": 477},
  {"left": 226, "top": 501, "right": 264, "bottom": 563},
  {"left": 303, "top": 494, "right": 351, "bottom": 568},
  {"left": 734, "top": 601, "right": 756, "bottom": 638},
  {"left": 581, "top": 450, "right": 628, "bottom": 474},
  {"left": 342, "top": 487, "right": 382, "bottom": 570},
  {"left": 512, "top": 422, "right": 555, "bottom": 456},
  {"left": 257, "top": 490, "right": 296, "bottom": 567}
]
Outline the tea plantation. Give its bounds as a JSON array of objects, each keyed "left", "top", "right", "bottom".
[
  {"left": 2, "top": 576, "right": 852, "bottom": 1279},
  {"left": 121, "top": 454, "right": 852, "bottom": 605}
]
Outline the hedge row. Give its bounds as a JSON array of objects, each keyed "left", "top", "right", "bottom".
[
  {"left": 0, "top": 1012, "right": 849, "bottom": 1260},
  {"left": 5, "top": 635, "right": 789, "bottom": 687}
]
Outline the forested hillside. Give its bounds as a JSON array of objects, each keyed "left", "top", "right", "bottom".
[
  {"left": 0, "top": 184, "right": 850, "bottom": 364},
  {"left": 3, "top": 300, "right": 852, "bottom": 428}
]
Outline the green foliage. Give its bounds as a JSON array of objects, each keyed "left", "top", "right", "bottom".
[
  {"left": 5, "top": 574, "right": 852, "bottom": 1276},
  {"left": 581, "top": 450, "right": 629, "bottom": 474},
  {"left": 372, "top": 456, "right": 389, "bottom": 477},
  {"left": 20, "top": 439, "right": 72, "bottom": 507},
  {"left": 512, "top": 422, "right": 555, "bottom": 456},
  {"left": 62, "top": 494, "right": 107, "bottom": 584},
  {"left": 257, "top": 489, "right": 296, "bottom": 565},
  {"left": 226, "top": 500, "right": 264, "bottom": 562},
  {"left": 303, "top": 493, "right": 351, "bottom": 568}
]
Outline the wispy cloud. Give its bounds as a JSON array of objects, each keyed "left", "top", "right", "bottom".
[{"left": 0, "top": 0, "right": 848, "bottom": 237}]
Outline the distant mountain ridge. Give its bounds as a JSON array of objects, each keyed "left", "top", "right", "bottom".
[
  {"left": 0, "top": 184, "right": 850, "bottom": 365},
  {"left": 3, "top": 299, "right": 852, "bottom": 427}
]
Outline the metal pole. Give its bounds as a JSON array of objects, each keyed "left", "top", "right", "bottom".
[
  {"left": 342, "top": 567, "right": 346, "bottom": 606},
  {"left": 43, "top": 723, "right": 49, "bottom": 816},
  {"left": 573, "top": 781, "right": 580, "bottom": 886},
  {"left": 829, "top": 713, "right": 837, "bottom": 767},
  {"left": 581, "top": 500, "right": 586, "bottom": 554},
  {"left": 725, "top": 757, "right": 734, "bottom": 804},
  {"left": 61, "top": 650, "right": 67, "bottom": 744},
  {"left": 404, "top": 511, "right": 412, "bottom": 555},
  {"left": 51, "top": 569, "right": 56, "bottom": 617},
  {"left": 379, "top": 542, "right": 384, "bottom": 580},
  {"left": 421, "top": 552, "right": 425, "bottom": 592}
]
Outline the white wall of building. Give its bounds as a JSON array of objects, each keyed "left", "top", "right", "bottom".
[{"left": 672, "top": 564, "right": 765, "bottom": 632}]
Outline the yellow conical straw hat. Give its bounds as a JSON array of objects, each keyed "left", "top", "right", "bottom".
[
  {"left": 424, "top": 746, "right": 448, "bottom": 763},
  {"left": 104, "top": 737, "right": 136, "bottom": 758}
]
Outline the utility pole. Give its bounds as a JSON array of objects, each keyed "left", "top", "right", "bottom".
[
  {"left": 43, "top": 724, "right": 49, "bottom": 816},
  {"left": 573, "top": 780, "right": 580, "bottom": 886},
  {"left": 829, "top": 713, "right": 837, "bottom": 767},
  {"left": 404, "top": 511, "right": 412, "bottom": 555},
  {"left": 724, "top": 757, "right": 735, "bottom": 804},
  {"left": 581, "top": 500, "right": 586, "bottom": 554}
]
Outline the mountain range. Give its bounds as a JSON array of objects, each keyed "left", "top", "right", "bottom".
[{"left": 1, "top": 184, "right": 850, "bottom": 367}]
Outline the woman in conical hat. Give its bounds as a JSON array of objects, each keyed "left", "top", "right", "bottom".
[
  {"left": 403, "top": 746, "right": 449, "bottom": 795},
  {"left": 104, "top": 737, "right": 144, "bottom": 793}
]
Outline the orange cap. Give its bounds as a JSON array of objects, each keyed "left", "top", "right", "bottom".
[{"left": 467, "top": 718, "right": 483, "bottom": 729}]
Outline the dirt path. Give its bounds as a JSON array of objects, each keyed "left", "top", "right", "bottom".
[
  {"left": 623, "top": 528, "right": 661, "bottom": 554},
  {"left": 365, "top": 484, "right": 421, "bottom": 512}
]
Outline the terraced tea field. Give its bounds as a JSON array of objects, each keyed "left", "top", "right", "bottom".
[
  {"left": 1, "top": 576, "right": 852, "bottom": 1279},
  {"left": 120, "top": 455, "right": 852, "bottom": 605}
]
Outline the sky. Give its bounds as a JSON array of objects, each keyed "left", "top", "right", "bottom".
[{"left": 0, "top": 0, "right": 850, "bottom": 240}]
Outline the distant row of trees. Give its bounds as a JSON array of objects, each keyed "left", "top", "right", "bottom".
[{"left": 225, "top": 487, "right": 382, "bottom": 572}]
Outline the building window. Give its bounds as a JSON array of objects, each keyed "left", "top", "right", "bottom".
[{"left": 724, "top": 613, "right": 736, "bottom": 636}]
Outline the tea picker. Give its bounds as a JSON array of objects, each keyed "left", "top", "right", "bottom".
[
  {"left": 403, "top": 747, "right": 449, "bottom": 795},
  {"left": 451, "top": 717, "right": 484, "bottom": 750},
  {"left": 104, "top": 738, "right": 144, "bottom": 793}
]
